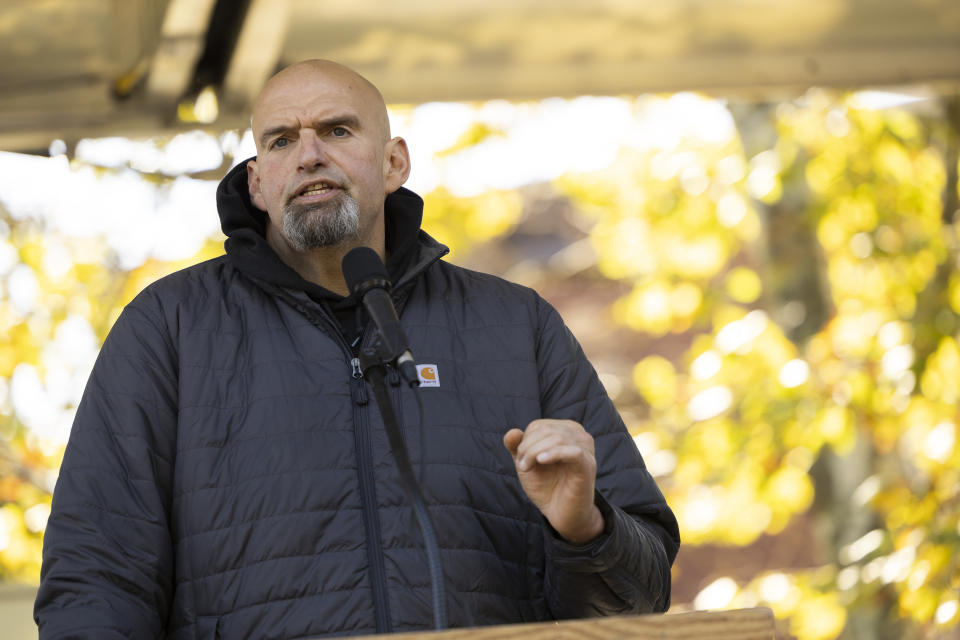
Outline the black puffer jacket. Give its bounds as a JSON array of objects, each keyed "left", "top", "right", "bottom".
[{"left": 35, "top": 162, "right": 680, "bottom": 638}]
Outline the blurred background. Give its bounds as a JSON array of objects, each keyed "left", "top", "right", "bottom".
[{"left": 1, "top": 0, "right": 959, "bottom": 638}]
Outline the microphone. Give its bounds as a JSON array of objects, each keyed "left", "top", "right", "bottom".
[{"left": 341, "top": 247, "right": 420, "bottom": 387}]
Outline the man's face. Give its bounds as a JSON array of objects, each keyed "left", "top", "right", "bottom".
[{"left": 246, "top": 64, "right": 406, "bottom": 253}]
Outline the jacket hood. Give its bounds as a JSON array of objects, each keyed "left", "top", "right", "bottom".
[
  {"left": 215, "top": 157, "right": 442, "bottom": 300},
  {"left": 218, "top": 157, "right": 268, "bottom": 238}
]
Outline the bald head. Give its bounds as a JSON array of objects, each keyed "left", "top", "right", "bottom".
[{"left": 251, "top": 59, "right": 391, "bottom": 151}]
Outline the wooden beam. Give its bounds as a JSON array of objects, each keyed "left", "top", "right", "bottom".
[
  {"left": 361, "top": 46, "right": 960, "bottom": 104},
  {"left": 352, "top": 608, "right": 776, "bottom": 640},
  {"left": 145, "top": 0, "right": 218, "bottom": 99},
  {"left": 221, "top": 0, "right": 291, "bottom": 110}
]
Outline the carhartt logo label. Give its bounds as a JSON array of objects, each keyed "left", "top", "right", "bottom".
[{"left": 416, "top": 364, "right": 440, "bottom": 387}]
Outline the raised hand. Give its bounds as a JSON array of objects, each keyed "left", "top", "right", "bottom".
[{"left": 503, "top": 419, "right": 605, "bottom": 544}]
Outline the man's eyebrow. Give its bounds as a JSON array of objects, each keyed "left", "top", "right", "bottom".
[
  {"left": 316, "top": 115, "right": 362, "bottom": 131},
  {"left": 259, "top": 115, "right": 363, "bottom": 147},
  {"left": 259, "top": 123, "right": 294, "bottom": 148}
]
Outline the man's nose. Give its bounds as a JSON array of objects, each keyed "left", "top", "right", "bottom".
[{"left": 298, "top": 130, "right": 328, "bottom": 169}]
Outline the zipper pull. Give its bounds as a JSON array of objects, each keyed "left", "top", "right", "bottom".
[
  {"left": 350, "top": 357, "right": 368, "bottom": 405},
  {"left": 387, "top": 366, "right": 401, "bottom": 387}
]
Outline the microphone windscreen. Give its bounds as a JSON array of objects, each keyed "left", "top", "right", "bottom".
[{"left": 342, "top": 247, "right": 390, "bottom": 295}]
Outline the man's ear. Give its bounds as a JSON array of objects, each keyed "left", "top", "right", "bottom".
[
  {"left": 383, "top": 137, "right": 411, "bottom": 194},
  {"left": 247, "top": 159, "right": 267, "bottom": 211}
]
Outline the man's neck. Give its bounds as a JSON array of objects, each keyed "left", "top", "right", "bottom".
[{"left": 265, "top": 224, "right": 386, "bottom": 296}]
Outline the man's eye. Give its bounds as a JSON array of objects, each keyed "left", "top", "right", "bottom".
[
  {"left": 332, "top": 127, "right": 348, "bottom": 137},
  {"left": 272, "top": 138, "right": 289, "bottom": 149}
]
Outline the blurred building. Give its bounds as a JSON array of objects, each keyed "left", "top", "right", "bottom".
[{"left": 1, "top": 0, "right": 958, "bottom": 154}]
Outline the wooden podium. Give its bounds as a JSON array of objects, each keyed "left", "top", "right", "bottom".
[{"left": 354, "top": 608, "right": 776, "bottom": 639}]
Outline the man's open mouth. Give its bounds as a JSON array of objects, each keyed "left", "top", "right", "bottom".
[{"left": 299, "top": 183, "right": 336, "bottom": 196}]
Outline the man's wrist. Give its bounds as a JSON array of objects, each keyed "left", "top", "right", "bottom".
[{"left": 556, "top": 504, "right": 606, "bottom": 545}]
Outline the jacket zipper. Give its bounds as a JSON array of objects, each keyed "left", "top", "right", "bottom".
[
  {"left": 269, "top": 269, "right": 446, "bottom": 633},
  {"left": 349, "top": 353, "right": 392, "bottom": 633},
  {"left": 278, "top": 290, "right": 393, "bottom": 634}
]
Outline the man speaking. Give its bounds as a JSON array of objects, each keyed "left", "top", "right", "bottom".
[{"left": 35, "top": 60, "right": 679, "bottom": 638}]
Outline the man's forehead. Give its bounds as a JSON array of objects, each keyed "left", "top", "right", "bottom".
[
  {"left": 256, "top": 95, "right": 360, "bottom": 128},
  {"left": 251, "top": 65, "right": 388, "bottom": 139},
  {"left": 255, "top": 79, "right": 356, "bottom": 124}
]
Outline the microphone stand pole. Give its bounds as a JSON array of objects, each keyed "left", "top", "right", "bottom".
[{"left": 359, "top": 346, "right": 448, "bottom": 631}]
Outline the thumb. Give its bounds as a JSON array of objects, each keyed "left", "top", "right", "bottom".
[{"left": 503, "top": 428, "right": 524, "bottom": 457}]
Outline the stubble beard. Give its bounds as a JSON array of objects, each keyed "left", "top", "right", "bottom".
[{"left": 281, "top": 192, "right": 360, "bottom": 251}]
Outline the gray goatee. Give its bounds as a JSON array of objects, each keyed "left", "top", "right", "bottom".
[{"left": 282, "top": 192, "right": 360, "bottom": 251}]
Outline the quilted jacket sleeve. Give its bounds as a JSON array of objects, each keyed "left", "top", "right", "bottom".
[
  {"left": 34, "top": 292, "right": 178, "bottom": 639},
  {"left": 533, "top": 295, "right": 680, "bottom": 618}
]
